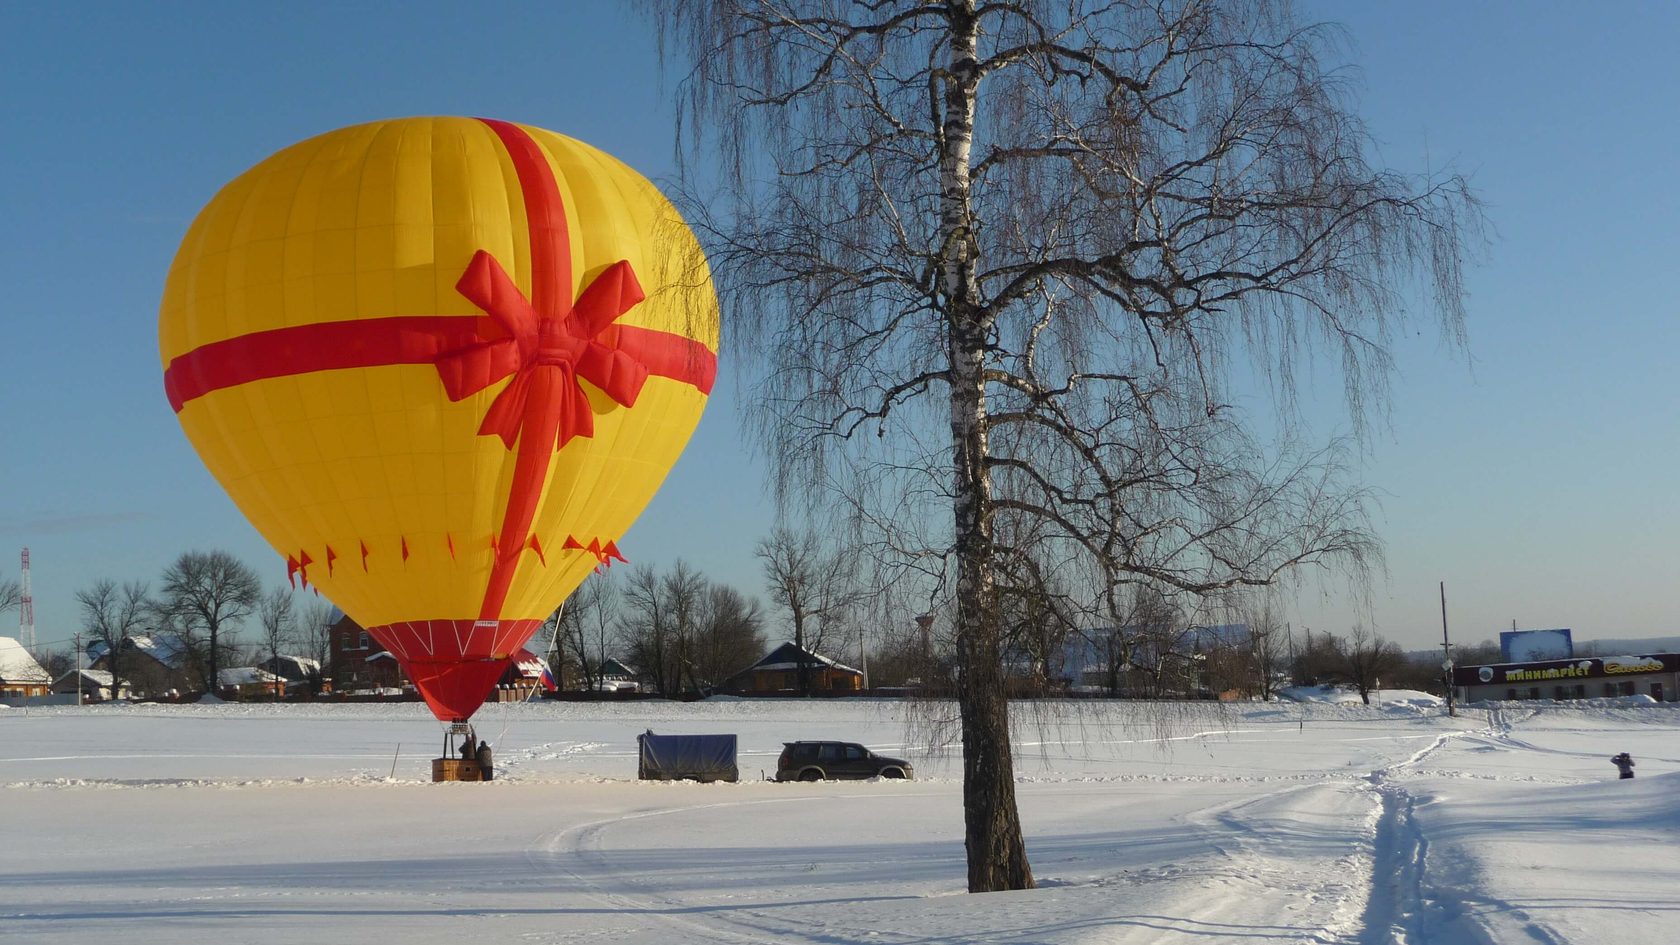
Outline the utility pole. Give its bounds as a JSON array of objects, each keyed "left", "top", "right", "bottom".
[
  {"left": 1440, "top": 582, "right": 1456, "bottom": 718},
  {"left": 74, "top": 631, "right": 83, "bottom": 707}
]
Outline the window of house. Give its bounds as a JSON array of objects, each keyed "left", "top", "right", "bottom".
[
  {"left": 1506, "top": 688, "right": 1517, "bottom": 700},
  {"left": 358, "top": 632, "right": 368, "bottom": 650}
]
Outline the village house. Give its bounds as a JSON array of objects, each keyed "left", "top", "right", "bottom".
[
  {"left": 86, "top": 634, "right": 194, "bottom": 698},
  {"left": 257, "top": 654, "right": 326, "bottom": 695},
  {"left": 216, "top": 666, "right": 289, "bottom": 701},
  {"left": 327, "top": 610, "right": 408, "bottom": 692},
  {"left": 0, "top": 636, "right": 51, "bottom": 699},
  {"left": 52, "top": 669, "right": 130, "bottom": 701},
  {"left": 591, "top": 657, "right": 642, "bottom": 691},
  {"left": 723, "top": 641, "right": 864, "bottom": 695},
  {"left": 489, "top": 648, "right": 555, "bottom": 702}
]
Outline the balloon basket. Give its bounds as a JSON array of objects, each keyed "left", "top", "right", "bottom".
[
  {"left": 434, "top": 722, "right": 493, "bottom": 782},
  {"left": 432, "top": 757, "right": 484, "bottom": 782}
]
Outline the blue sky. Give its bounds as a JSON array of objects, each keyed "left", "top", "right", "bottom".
[{"left": 0, "top": 2, "right": 1674, "bottom": 654}]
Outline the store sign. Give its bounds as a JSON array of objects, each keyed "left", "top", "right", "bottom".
[
  {"left": 1454, "top": 654, "right": 1680, "bottom": 687},
  {"left": 1501, "top": 661, "right": 1593, "bottom": 682},
  {"left": 1604, "top": 657, "right": 1665, "bottom": 675}
]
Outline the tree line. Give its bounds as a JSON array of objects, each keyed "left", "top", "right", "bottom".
[{"left": 21, "top": 550, "right": 335, "bottom": 699}]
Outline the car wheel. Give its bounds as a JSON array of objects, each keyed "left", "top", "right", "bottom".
[
  {"left": 799, "top": 768, "right": 823, "bottom": 782},
  {"left": 880, "top": 767, "right": 906, "bottom": 779}
]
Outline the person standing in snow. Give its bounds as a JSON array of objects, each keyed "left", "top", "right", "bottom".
[
  {"left": 1612, "top": 752, "right": 1635, "bottom": 779},
  {"left": 475, "top": 740, "right": 493, "bottom": 781}
]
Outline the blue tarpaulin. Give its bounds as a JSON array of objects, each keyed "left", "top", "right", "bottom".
[{"left": 637, "top": 730, "right": 739, "bottom": 782}]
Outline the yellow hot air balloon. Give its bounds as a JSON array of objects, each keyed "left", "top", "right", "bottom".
[{"left": 159, "top": 117, "right": 718, "bottom": 721}]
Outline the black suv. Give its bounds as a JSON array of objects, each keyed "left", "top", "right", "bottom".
[{"left": 775, "top": 741, "right": 914, "bottom": 781}]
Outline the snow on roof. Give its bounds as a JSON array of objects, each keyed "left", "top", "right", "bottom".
[
  {"left": 0, "top": 636, "right": 50, "bottom": 683},
  {"left": 261, "top": 655, "right": 322, "bottom": 678},
  {"left": 746, "top": 641, "right": 862, "bottom": 675},
  {"left": 510, "top": 648, "right": 549, "bottom": 676},
  {"left": 55, "top": 669, "right": 114, "bottom": 686},
  {"left": 86, "top": 634, "right": 188, "bottom": 669},
  {"left": 217, "top": 666, "right": 284, "bottom": 687}
]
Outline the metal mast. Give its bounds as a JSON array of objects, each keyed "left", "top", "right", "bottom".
[{"left": 19, "top": 547, "right": 35, "bottom": 650}]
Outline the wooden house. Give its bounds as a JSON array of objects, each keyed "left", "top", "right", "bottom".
[
  {"left": 0, "top": 636, "right": 50, "bottom": 699},
  {"left": 724, "top": 641, "right": 864, "bottom": 695}
]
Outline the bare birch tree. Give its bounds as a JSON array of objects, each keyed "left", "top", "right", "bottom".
[{"left": 646, "top": 0, "right": 1480, "bottom": 891}]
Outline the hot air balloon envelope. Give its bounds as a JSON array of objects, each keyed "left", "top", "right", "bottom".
[{"left": 160, "top": 117, "right": 719, "bottom": 721}]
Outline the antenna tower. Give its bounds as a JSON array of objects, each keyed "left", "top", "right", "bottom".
[{"left": 19, "top": 547, "right": 35, "bottom": 650}]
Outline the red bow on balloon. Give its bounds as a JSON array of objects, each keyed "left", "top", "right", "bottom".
[{"left": 434, "top": 250, "right": 650, "bottom": 450}]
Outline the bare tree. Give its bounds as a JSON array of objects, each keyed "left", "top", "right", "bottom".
[
  {"left": 159, "top": 550, "right": 260, "bottom": 692},
  {"left": 1290, "top": 627, "right": 1341, "bottom": 688},
  {"left": 75, "top": 579, "right": 152, "bottom": 700},
  {"left": 1231, "top": 593, "right": 1291, "bottom": 700},
  {"left": 256, "top": 586, "right": 296, "bottom": 700},
  {"left": 0, "top": 572, "right": 19, "bottom": 617},
  {"left": 647, "top": 0, "right": 1479, "bottom": 892},
  {"left": 555, "top": 577, "right": 619, "bottom": 692},
  {"left": 757, "top": 527, "right": 858, "bottom": 694},
  {"left": 693, "top": 583, "right": 768, "bottom": 688},
  {"left": 664, "top": 561, "right": 709, "bottom": 694},
  {"left": 620, "top": 565, "right": 673, "bottom": 695},
  {"left": 296, "top": 598, "right": 334, "bottom": 695},
  {"left": 1336, "top": 625, "right": 1406, "bottom": 705}
]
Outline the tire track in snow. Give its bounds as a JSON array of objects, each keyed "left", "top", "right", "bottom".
[{"left": 523, "top": 792, "right": 890, "bottom": 945}]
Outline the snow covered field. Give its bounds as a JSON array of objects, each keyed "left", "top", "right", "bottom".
[{"left": 3, "top": 697, "right": 1676, "bottom": 944}]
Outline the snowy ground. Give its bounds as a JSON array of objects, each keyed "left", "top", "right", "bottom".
[{"left": 3, "top": 696, "right": 1676, "bottom": 944}]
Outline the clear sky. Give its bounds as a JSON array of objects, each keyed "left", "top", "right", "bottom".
[{"left": 1, "top": 2, "right": 1675, "bottom": 655}]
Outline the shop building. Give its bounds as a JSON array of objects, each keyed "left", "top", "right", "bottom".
[{"left": 1453, "top": 654, "right": 1680, "bottom": 703}]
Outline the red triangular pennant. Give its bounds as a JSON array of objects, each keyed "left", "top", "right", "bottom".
[
  {"left": 285, "top": 555, "right": 300, "bottom": 589},
  {"left": 360, "top": 540, "right": 370, "bottom": 572},
  {"left": 528, "top": 534, "right": 547, "bottom": 566},
  {"left": 325, "top": 544, "right": 338, "bottom": 576},
  {"left": 401, "top": 536, "right": 410, "bottom": 563}
]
